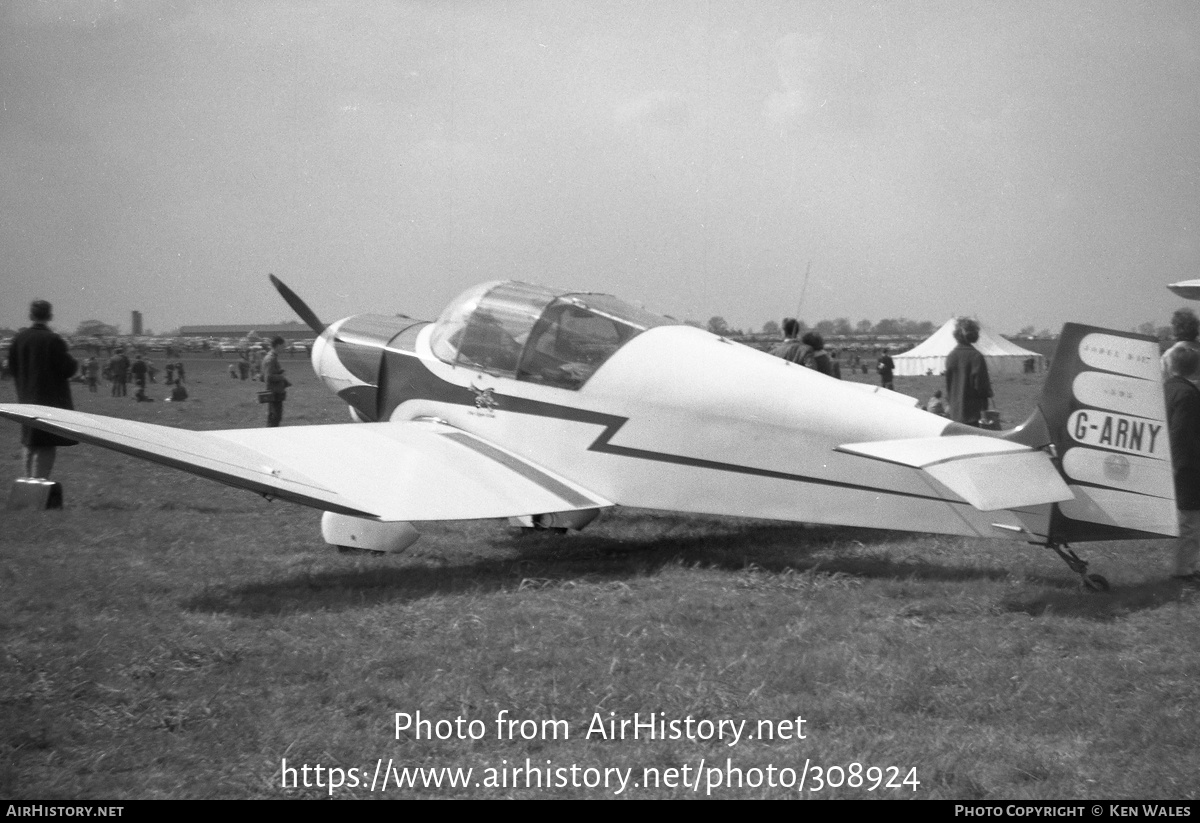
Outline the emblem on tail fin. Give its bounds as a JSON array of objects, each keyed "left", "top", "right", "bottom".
[{"left": 1033, "top": 324, "right": 1176, "bottom": 542}]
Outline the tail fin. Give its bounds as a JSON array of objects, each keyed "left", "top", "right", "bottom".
[{"left": 1005, "top": 324, "right": 1176, "bottom": 542}]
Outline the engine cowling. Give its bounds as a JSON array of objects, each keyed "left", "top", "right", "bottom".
[{"left": 310, "top": 314, "right": 428, "bottom": 422}]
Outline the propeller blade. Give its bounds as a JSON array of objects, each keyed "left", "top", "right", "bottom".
[{"left": 269, "top": 274, "right": 326, "bottom": 334}]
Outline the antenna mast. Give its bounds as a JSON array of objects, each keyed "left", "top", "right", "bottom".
[{"left": 796, "top": 260, "right": 812, "bottom": 319}]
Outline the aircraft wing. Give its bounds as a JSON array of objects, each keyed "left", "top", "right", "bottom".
[
  {"left": 0, "top": 404, "right": 611, "bottom": 521},
  {"left": 836, "top": 434, "right": 1074, "bottom": 511}
]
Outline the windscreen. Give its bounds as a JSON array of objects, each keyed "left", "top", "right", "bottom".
[{"left": 430, "top": 282, "right": 670, "bottom": 388}]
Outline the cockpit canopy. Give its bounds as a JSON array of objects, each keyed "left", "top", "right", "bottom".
[{"left": 429, "top": 281, "right": 670, "bottom": 389}]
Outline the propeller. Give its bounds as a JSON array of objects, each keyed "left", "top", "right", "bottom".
[{"left": 269, "top": 274, "right": 326, "bottom": 335}]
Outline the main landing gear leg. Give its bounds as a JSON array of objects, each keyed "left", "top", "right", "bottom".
[{"left": 1043, "top": 542, "right": 1110, "bottom": 592}]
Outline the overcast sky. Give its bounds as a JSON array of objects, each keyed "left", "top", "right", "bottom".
[{"left": 3, "top": 1, "right": 1199, "bottom": 336}]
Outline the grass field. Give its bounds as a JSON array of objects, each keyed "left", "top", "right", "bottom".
[{"left": 1, "top": 354, "right": 1197, "bottom": 799}]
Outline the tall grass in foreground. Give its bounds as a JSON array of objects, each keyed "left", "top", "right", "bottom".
[{"left": 0, "top": 359, "right": 1196, "bottom": 798}]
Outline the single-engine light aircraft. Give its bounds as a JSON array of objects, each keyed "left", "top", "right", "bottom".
[{"left": 1, "top": 276, "right": 1176, "bottom": 589}]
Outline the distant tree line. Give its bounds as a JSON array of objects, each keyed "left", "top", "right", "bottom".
[
  {"left": 701, "top": 316, "right": 940, "bottom": 338},
  {"left": 75, "top": 319, "right": 122, "bottom": 337},
  {"left": 698, "top": 318, "right": 1178, "bottom": 341}
]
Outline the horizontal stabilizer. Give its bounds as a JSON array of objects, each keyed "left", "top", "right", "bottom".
[
  {"left": 837, "top": 435, "right": 1073, "bottom": 511},
  {"left": 0, "top": 404, "right": 610, "bottom": 522},
  {"left": 1167, "top": 279, "right": 1200, "bottom": 300}
]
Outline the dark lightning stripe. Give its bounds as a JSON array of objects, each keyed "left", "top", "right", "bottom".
[
  {"left": 438, "top": 431, "right": 599, "bottom": 509},
  {"left": 380, "top": 350, "right": 952, "bottom": 504},
  {"left": 586, "top": 422, "right": 946, "bottom": 501}
]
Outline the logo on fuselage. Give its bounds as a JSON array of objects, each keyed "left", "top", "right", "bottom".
[
  {"left": 1067, "top": 409, "right": 1164, "bottom": 458},
  {"left": 469, "top": 382, "right": 498, "bottom": 417}
]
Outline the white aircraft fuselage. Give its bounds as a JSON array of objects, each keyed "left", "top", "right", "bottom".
[
  {"left": 349, "top": 321, "right": 997, "bottom": 534},
  {"left": 309, "top": 294, "right": 1169, "bottom": 547}
]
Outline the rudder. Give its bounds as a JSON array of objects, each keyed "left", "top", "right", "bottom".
[{"left": 1007, "top": 324, "right": 1176, "bottom": 542}]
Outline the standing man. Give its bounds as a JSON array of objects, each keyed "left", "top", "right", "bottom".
[
  {"left": 7, "top": 300, "right": 78, "bottom": 479},
  {"left": 250, "top": 344, "right": 265, "bottom": 381},
  {"left": 769, "top": 318, "right": 810, "bottom": 364},
  {"left": 944, "top": 317, "right": 993, "bottom": 426},
  {"left": 83, "top": 356, "right": 100, "bottom": 393},
  {"left": 262, "top": 336, "right": 290, "bottom": 427},
  {"left": 107, "top": 347, "right": 130, "bottom": 396},
  {"left": 130, "top": 354, "right": 148, "bottom": 393},
  {"left": 877, "top": 348, "right": 895, "bottom": 390},
  {"left": 1164, "top": 346, "right": 1200, "bottom": 584}
]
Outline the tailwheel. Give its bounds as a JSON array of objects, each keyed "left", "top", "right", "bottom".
[{"left": 1041, "top": 541, "right": 1108, "bottom": 594}]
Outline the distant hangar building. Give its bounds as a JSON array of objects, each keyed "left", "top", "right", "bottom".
[{"left": 177, "top": 322, "right": 312, "bottom": 341}]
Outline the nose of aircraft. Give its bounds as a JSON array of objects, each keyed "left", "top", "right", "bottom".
[
  {"left": 270, "top": 273, "right": 431, "bottom": 421},
  {"left": 311, "top": 314, "right": 432, "bottom": 421},
  {"left": 308, "top": 318, "right": 385, "bottom": 421}
]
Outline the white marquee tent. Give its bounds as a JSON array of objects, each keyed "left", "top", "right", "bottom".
[{"left": 892, "top": 319, "right": 1045, "bottom": 377}]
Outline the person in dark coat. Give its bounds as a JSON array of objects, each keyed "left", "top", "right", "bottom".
[
  {"left": 130, "top": 354, "right": 148, "bottom": 392},
  {"left": 769, "top": 318, "right": 810, "bottom": 365},
  {"left": 800, "top": 331, "right": 834, "bottom": 376},
  {"left": 107, "top": 348, "right": 130, "bottom": 397},
  {"left": 1164, "top": 346, "right": 1200, "bottom": 583},
  {"left": 944, "top": 317, "right": 992, "bottom": 426},
  {"left": 7, "top": 300, "right": 78, "bottom": 478},
  {"left": 877, "top": 348, "right": 895, "bottom": 390}
]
